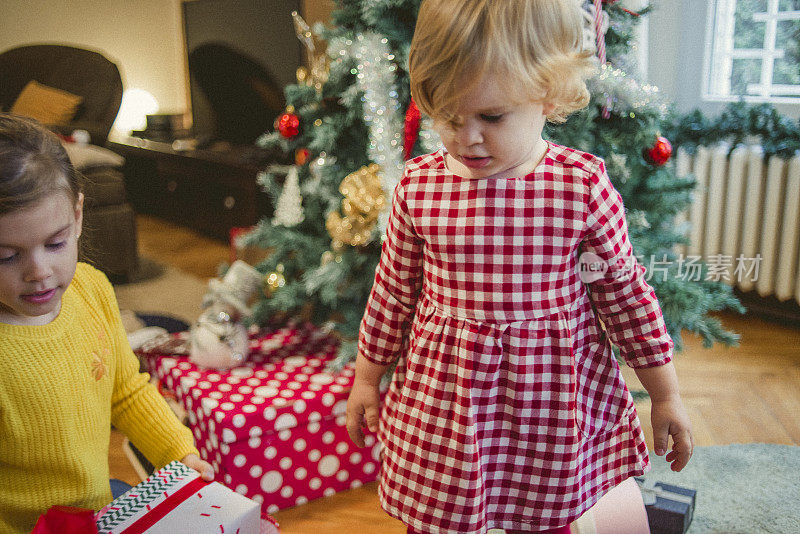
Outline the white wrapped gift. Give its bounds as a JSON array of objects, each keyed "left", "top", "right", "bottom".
[{"left": 96, "top": 461, "right": 261, "bottom": 534}]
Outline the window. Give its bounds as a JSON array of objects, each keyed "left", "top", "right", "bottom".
[{"left": 705, "top": 0, "right": 800, "bottom": 103}]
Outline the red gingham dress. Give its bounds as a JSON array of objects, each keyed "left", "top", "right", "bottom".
[{"left": 358, "top": 144, "right": 673, "bottom": 533}]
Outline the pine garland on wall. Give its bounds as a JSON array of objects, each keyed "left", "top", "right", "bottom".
[{"left": 666, "top": 102, "right": 800, "bottom": 159}]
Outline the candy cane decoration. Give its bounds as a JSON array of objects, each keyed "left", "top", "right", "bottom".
[
  {"left": 594, "top": 0, "right": 606, "bottom": 65},
  {"left": 593, "top": 0, "right": 612, "bottom": 118}
]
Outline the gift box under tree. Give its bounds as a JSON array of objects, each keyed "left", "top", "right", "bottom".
[
  {"left": 136, "top": 324, "right": 381, "bottom": 514},
  {"left": 95, "top": 461, "right": 265, "bottom": 534}
]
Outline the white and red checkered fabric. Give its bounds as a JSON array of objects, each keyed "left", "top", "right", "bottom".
[{"left": 358, "top": 144, "right": 673, "bottom": 533}]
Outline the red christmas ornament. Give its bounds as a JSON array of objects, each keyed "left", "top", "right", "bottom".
[
  {"left": 403, "top": 98, "right": 421, "bottom": 160},
  {"left": 276, "top": 111, "right": 300, "bottom": 138},
  {"left": 295, "top": 147, "right": 311, "bottom": 166},
  {"left": 645, "top": 136, "right": 673, "bottom": 166}
]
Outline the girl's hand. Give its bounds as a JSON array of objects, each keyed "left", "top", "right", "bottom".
[
  {"left": 346, "top": 380, "right": 382, "bottom": 448},
  {"left": 181, "top": 453, "right": 215, "bottom": 481},
  {"left": 650, "top": 396, "right": 694, "bottom": 472}
]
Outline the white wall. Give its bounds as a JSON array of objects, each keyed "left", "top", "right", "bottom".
[
  {"left": 2, "top": 1, "right": 795, "bottom": 122},
  {"left": 645, "top": 1, "right": 681, "bottom": 104},
  {"left": 646, "top": 0, "right": 799, "bottom": 120},
  {"left": 0, "top": 0, "right": 187, "bottom": 114},
  {"left": 0, "top": 0, "right": 333, "bottom": 124}
]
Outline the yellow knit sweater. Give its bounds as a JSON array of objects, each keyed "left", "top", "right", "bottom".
[{"left": 0, "top": 263, "right": 198, "bottom": 533}]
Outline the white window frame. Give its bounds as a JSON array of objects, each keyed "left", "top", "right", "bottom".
[{"left": 703, "top": 0, "right": 800, "bottom": 104}]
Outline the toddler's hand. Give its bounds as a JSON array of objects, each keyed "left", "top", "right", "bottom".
[
  {"left": 650, "top": 396, "right": 693, "bottom": 472},
  {"left": 181, "top": 453, "right": 215, "bottom": 481},
  {"left": 346, "top": 380, "right": 381, "bottom": 448}
]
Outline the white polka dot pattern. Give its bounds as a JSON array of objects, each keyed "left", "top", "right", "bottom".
[{"left": 136, "top": 324, "right": 381, "bottom": 513}]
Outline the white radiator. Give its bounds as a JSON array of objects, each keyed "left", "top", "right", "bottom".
[{"left": 676, "top": 145, "right": 800, "bottom": 304}]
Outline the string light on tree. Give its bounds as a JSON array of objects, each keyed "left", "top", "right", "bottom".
[
  {"left": 321, "top": 250, "right": 339, "bottom": 266},
  {"left": 588, "top": 65, "right": 668, "bottom": 119},
  {"left": 309, "top": 152, "right": 332, "bottom": 181},
  {"left": 264, "top": 264, "right": 286, "bottom": 297}
]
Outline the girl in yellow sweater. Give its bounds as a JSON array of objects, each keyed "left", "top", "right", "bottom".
[{"left": 0, "top": 113, "right": 214, "bottom": 533}]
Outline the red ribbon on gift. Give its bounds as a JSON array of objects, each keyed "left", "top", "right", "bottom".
[
  {"left": 119, "top": 476, "right": 210, "bottom": 534},
  {"left": 31, "top": 506, "right": 98, "bottom": 534}
]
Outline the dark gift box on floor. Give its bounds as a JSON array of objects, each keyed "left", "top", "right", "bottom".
[{"left": 635, "top": 477, "right": 696, "bottom": 534}]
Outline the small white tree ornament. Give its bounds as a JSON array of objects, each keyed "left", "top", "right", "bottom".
[{"left": 272, "top": 166, "right": 305, "bottom": 227}]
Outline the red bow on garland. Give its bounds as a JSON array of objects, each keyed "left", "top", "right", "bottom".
[{"left": 403, "top": 98, "right": 421, "bottom": 161}]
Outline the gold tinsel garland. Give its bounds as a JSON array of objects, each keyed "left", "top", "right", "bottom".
[{"left": 325, "top": 163, "right": 386, "bottom": 251}]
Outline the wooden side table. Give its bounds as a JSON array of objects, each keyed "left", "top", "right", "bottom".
[{"left": 108, "top": 135, "right": 283, "bottom": 241}]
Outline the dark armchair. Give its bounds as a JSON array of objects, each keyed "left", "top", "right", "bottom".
[
  {"left": 0, "top": 44, "right": 123, "bottom": 145},
  {"left": 0, "top": 44, "right": 139, "bottom": 281}
]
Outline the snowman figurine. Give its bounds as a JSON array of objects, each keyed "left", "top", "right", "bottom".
[{"left": 189, "top": 260, "right": 263, "bottom": 369}]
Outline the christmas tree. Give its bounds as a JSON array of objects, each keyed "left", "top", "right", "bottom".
[{"left": 244, "top": 0, "right": 743, "bottom": 366}]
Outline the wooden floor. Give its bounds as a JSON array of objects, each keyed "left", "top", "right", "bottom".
[{"left": 110, "top": 214, "right": 800, "bottom": 534}]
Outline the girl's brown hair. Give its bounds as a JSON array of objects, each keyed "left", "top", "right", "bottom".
[
  {"left": 0, "top": 113, "right": 83, "bottom": 215},
  {"left": 409, "top": 0, "right": 595, "bottom": 124}
]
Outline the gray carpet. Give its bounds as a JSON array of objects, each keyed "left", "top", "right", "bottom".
[
  {"left": 641, "top": 443, "right": 800, "bottom": 533},
  {"left": 113, "top": 259, "right": 207, "bottom": 324}
]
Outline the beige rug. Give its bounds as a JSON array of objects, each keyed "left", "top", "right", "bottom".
[{"left": 113, "top": 258, "right": 208, "bottom": 325}]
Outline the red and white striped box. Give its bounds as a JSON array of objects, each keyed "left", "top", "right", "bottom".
[
  {"left": 137, "top": 324, "right": 381, "bottom": 515},
  {"left": 95, "top": 461, "right": 263, "bottom": 533}
]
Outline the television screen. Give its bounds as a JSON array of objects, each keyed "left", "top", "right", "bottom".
[{"left": 182, "top": 0, "right": 303, "bottom": 145}]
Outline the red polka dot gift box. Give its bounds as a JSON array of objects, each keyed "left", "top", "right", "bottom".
[{"left": 136, "top": 324, "right": 381, "bottom": 515}]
